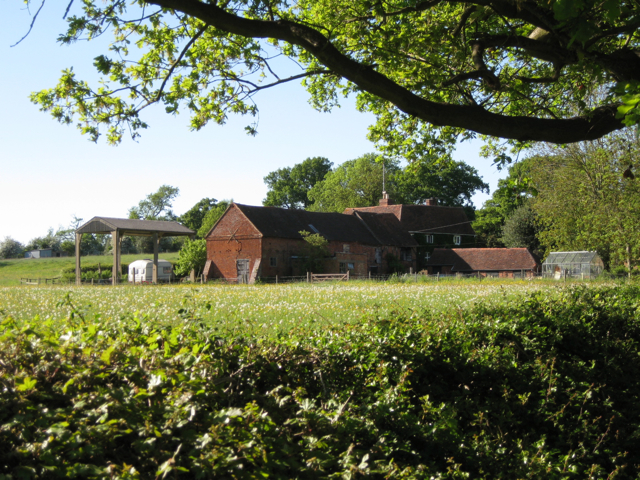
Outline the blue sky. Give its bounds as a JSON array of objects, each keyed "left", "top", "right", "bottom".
[{"left": 1, "top": 2, "right": 505, "bottom": 245}]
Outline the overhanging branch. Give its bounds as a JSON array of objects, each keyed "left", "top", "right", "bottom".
[{"left": 142, "top": 0, "right": 624, "bottom": 143}]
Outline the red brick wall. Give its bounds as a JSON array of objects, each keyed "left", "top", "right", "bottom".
[
  {"left": 205, "top": 204, "right": 417, "bottom": 279},
  {"left": 206, "top": 205, "right": 262, "bottom": 280}
]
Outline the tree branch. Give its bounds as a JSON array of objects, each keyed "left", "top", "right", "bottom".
[{"left": 143, "top": 0, "right": 623, "bottom": 143}]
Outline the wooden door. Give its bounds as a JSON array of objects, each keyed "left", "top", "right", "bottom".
[{"left": 236, "top": 259, "right": 250, "bottom": 284}]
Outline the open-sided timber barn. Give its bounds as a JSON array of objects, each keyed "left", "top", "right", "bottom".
[
  {"left": 203, "top": 203, "right": 419, "bottom": 282},
  {"left": 75, "top": 217, "right": 195, "bottom": 285}
]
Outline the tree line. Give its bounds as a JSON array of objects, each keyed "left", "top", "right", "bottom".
[{"left": 473, "top": 129, "right": 640, "bottom": 274}]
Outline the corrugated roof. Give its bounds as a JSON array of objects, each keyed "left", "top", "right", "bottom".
[
  {"left": 426, "top": 248, "right": 540, "bottom": 271},
  {"left": 76, "top": 217, "right": 194, "bottom": 236},
  {"left": 344, "top": 204, "right": 475, "bottom": 235}
]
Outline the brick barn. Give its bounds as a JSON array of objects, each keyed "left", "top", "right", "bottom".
[
  {"left": 204, "top": 203, "right": 418, "bottom": 282},
  {"left": 424, "top": 248, "right": 541, "bottom": 278},
  {"left": 345, "top": 195, "right": 476, "bottom": 270}
]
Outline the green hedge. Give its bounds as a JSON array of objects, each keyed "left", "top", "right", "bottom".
[
  {"left": 60, "top": 264, "right": 130, "bottom": 282},
  {"left": 1, "top": 285, "right": 639, "bottom": 478}
]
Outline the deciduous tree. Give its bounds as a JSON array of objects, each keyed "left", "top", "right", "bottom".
[
  {"left": 395, "top": 159, "right": 488, "bottom": 214},
  {"left": 473, "top": 160, "right": 537, "bottom": 247},
  {"left": 530, "top": 130, "right": 640, "bottom": 272},
  {"left": 22, "top": 0, "right": 639, "bottom": 151},
  {"left": 128, "top": 185, "right": 180, "bottom": 221},
  {"left": 0, "top": 237, "right": 24, "bottom": 259},
  {"left": 308, "top": 154, "right": 399, "bottom": 212},
  {"left": 179, "top": 198, "right": 218, "bottom": 233},
  {"left": 263, "top": 157, "right": 332, "bottom": 209}
]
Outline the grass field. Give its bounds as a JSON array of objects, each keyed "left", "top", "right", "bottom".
[
  {"left": 0, "top": 253, "right": 180, "bottom": 286},
  {"left": 0, "top": 280, "right": 592, "bottom": 334}
]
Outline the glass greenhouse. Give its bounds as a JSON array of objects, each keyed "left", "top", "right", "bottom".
[{"left": 542, "top": 251, "right": 604, "bottom": 279}]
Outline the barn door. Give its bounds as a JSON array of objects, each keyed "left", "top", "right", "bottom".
[{"left": 236, "top": 259, "right": 250, "bottom": 284}]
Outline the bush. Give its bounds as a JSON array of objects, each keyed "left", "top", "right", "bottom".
[
  {"left": 1, "top": 285, "right": 639, "bottom": 478},
  {"left": 61, "top": 263, "right": 130, "bottom": 282}
]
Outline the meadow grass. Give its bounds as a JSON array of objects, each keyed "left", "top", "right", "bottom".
[
  {"left": 0, "top": 280, "right": 598, "bottom": 337},
  {"left": 0, "top": 253, "right": 180, "bottom": 286}
]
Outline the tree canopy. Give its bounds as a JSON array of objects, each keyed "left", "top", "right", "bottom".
[
  {"left": 128, "top": 185, "right": 180, "bottom": 221},
  {"left": 22, "top": 0, "right": 640, "bottom": 150},
  {"left": 307, "top": 154, "right": 400, "bottom": 212},
  {"left": 529, "top": 130, "right": 640, "bottom": 270},
  {"left": 472, "top": 160, "right": 537, "bottom": 247},
  {"left": 179, "top": 197, "right": 219, "bottom": 233},
  {"left": 263, "top": 157, "right": 332, "bottom": 209}
]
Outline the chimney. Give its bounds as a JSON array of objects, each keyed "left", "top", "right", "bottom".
[
  {"left": 425, "top": 198, "right": 438, "bottom": 206},
  {"left": 379, "top": 191, "right": 394, "bottom": 206}
]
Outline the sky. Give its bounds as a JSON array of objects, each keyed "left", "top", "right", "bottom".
[{"left": 0, "top": 2, "right": 506, "bottom": 245}]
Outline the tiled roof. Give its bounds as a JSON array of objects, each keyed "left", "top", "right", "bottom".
[
  {"left": 353, "top": 211, "right": 417, "bottom": 247},
  {"left": 426, "top": 248, "right": 540, "bottom": 271},
  {"left": 233, "top": 204, "right": 418, "bottom": 247},
  {"left": 344, "top": 204, "right": 475, "bottom": 235}
]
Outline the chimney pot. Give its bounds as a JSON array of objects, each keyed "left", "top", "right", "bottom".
[
  {"left": 425, "top": 198, "right": 438, "bottom": 206},
  {"left": 379, "top": 191, "right": 394, "bottom": 206}
]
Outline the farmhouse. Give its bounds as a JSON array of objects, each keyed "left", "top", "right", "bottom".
[
  {"left": 345, "top": 195, "right": 476, "bottom": 269},
  {"left": 204, "top": 203, "right": 418, "bottom": 282},
  {"left": 424, "top": 248, "right": 541, "bottom": 278}
]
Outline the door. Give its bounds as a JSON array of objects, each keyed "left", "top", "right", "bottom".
[{"left": 237, "top": 259, "right": 250, "bottom": 284}]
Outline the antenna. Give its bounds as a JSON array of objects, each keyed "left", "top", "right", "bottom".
[{"left": 382, "top": 159, "right": 386, "bottom": 193}]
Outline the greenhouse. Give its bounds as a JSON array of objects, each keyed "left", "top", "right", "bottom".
[{"left": 542, "top": 251, "right": 604, "bottom": 279}]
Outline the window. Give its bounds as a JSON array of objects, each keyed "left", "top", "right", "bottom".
[
  {"left": 270, "top": 257, "right": 277, "bottom": 267},
  {"left": 425, "top": 234, "right": 434, "bottom": 243},
  {"left": 425, "top": 252, "right": 431, "bottom": 261},
  {"left": 340, "top": 262, "right": 354, "bottom": 273},
  {"left": 343, "top": 244, "right": 350, "bottom": 252},
  {"left": 453, "top": 235, "right": 461, "bottom": 245},
  {"left": 401, "top": 248, "right": 412, "bottom": 261},
  {"left": 163, "top": 267, "right": 171, "bottom": 274},
  {"left": 308, "top": 224, "right": 320, "bottom": 234}
]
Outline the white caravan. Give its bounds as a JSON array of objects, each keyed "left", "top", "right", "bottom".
[{"left": 128, "top": 259, "right": 173, "bottom": 283}]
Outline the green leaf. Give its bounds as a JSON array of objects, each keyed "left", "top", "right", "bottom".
[{"left": 16, "top": 376, "right": 37, "bottom": 392}]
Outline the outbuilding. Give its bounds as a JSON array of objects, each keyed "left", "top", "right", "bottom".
[
  {"left": 128, "top": 259, "right": 174, "bottom": 283},
  {"left": 424, "top": 248, "right": 541, "bottom": 278},
  {"left": 542, "top": 251, "right": 604, "bottom": 279}
]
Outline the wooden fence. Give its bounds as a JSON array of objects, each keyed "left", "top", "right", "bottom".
[
  {"left": 308, "top": 271, "right": 350, "bottom": 283},
  {"left": 20, "top": 277, "right": 61, "bottom": 285}
]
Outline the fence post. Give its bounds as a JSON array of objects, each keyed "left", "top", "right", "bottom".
[
  {"left": 307, "top": 272, "right": 310, "bottom": 283},
  {"left": 347, "top": 270, "right": 350, "bottom": 281},
  {"left": 437, "top": 272, "right": 439, "bottom": 282},
  {"left": 276, "top": 275, "right": 278, "bottom": 285}
]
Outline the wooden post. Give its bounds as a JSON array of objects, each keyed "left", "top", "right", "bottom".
[
  {"left": 75, "top": 233, "right": 82, "bottom": 286},
  {"left": 307, "top": 272, "right": 310, "bottom": 283},
  {"left": 152, "top": 233, "right": 159, "bottom": 284},
  {"left": 112, "top": 230, "right": 120, "bottom": 286},
  {"left": 276, "top": 275, "right": 278, "bottom": 285},
  {"left": 189, "top": 234, "right": 196, "bottom": 282},
  {"left": 347, "top": 270, "right": 350, "bottom": 281}
]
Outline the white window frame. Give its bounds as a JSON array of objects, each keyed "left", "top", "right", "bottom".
[
  {"left": 453, "top": 235, "right": 461, "bottom": 245},
  {"left": 425, "top": 234, "right": 434, "bottom": 244}
]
